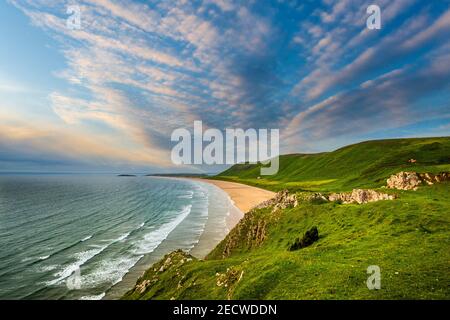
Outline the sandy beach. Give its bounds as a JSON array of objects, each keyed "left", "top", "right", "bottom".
[{"left": 187, "top": 178, "right": 275, "bottom": 214}]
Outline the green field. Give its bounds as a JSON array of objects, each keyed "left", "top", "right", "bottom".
[{"left": 123, "top": 137, "right": 450, "bottom": 300}]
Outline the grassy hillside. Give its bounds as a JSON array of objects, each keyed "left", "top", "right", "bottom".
[
  {"left": 216, "top": 137, "right": 450, "bottom": 192},
  {"left": 123, "top": 137, "right": 450, "bottom": 300}
]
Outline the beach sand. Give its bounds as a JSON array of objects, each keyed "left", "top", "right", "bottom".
[{"left": 187, "top": 178, "right": 275, "bottom": 222}]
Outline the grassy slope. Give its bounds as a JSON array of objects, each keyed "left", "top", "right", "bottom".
[
  {"left": 215, "top": 137, "right": 450, "bottom": 192},
  {"left": 123, "top": 137, "right": 450, "bottom": 300}
]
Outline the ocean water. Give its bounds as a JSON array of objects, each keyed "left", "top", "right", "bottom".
[{"left": 0, "top": 174, "right": 235, "bottom": 300}]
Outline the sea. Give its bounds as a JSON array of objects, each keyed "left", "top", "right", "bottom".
[{"left": 0, "top": 174, "right": 237, "bottom": 300}]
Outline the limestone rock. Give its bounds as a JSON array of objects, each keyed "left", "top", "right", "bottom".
[
  {"left": 386, "top": 171, "right": 450, "bottom": 190},
  {"left": 130, "top": 250, "right": 195, "bottom": 296},
  {"left": 219, "top": 211, "right": 267, "bottom": 259},
  {"left": 386, "top": 171, "right": 422, "bottom": 190},
  {"left": 418, "top": 172, "right": 450, "bottom": 185},
  {"left": 253, "top": 189, "right": 298, "bottom": 212},
  {"left": 136, "top": 280, "right": 151, "bottom": 293},
  {"left": 215, "top": 266, "right": 244, "bottom": 299},
  {"left": 307, "top": 193, "right": 329, "bottom": 203},
  {"left": 328, "top": 189, "right": 395, "bottom": 204}
]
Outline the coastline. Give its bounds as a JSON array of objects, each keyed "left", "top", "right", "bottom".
[
  {"left": 152, "top": 176, "right": 276, "bottom": 233},
  {"left": 185, "top": 178, "right": 276, "bottom": 214},
  {"left": 180, "top": 177, "right": 276, "bottom": 256},
  {"left": 105, "top": 177, "right": 275, "bottom": 299},
  {"left": 167, "top": 176, "right": 275, "bottom": 257}
]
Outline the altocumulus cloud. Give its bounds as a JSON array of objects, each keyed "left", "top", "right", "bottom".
[{"left": 0, "top": 0, "right": 449, "bottom": 171}]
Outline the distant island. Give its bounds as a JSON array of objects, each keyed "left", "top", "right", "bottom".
[{"left": 117, "top": 174, "right": 137, "bottom": 177}]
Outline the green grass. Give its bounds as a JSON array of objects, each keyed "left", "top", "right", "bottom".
[
  {"left": 215, "top": 137, "right": 450, "bottom": 192},
  {"left": 123, "top": 137, "right": 450, "bottom": 300}
]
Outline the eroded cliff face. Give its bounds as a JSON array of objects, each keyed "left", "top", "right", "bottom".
[
  {"left": 123, "top": 250, "right": 196, "bottom": 299},
  {"left": 208, "top": 209, "right": 269, "bottom": 260},
  {"left": 386, "top": 171, "right": 450, "bottom": 190}
]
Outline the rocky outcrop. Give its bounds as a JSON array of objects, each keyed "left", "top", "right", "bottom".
[
  {"left": 256, "top": 188, "right": 395, "bottom": 209},
  {"left": 253, "top": 189, "right": 298, "bottom": 212},
  {"left": 420, "top": 172, "right": 450, "bottom": 184},
  {"left": 129, "top": 250, "right": 194, "bottom": 296},
  {"left": 386, "top": 172, "right": 422, "bottom": 190},
  {"left": 328, "top": 189, "right": 395, "bottom": 204},
  {"left": 215, "top": 266, "right": 245, "bottom": 299},
  {"left": 208, "top": 208, "right": 269, "bottom": 260},
  {"left": 226, "top": 214, "right": 266, "bottom": 258},
  {"left": 298, "top": 192, "right": 329, "bottom": 203},
  {"left": 386, "top": 171, "right": 450, "bottom": 191},
  {"left": 254, "top": 190, "right": 330, "bottom": 212}
]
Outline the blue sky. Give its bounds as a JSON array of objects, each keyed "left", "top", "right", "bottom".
[{"left": 0, "top": 0, "right": 449, "bottom": 173}]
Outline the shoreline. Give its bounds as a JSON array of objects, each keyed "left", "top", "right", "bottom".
[
  {"left": 105, "top": 177, "right": 275, "bottom": 299},
  {"left": 167, "top": 176, "right": 276, "bottom": 255},
  {"left": 185, "top": 178, "right": 276, "bottom": 214},
  {"left": 179, "top": 177, "right": 275, "bottom": 256}
]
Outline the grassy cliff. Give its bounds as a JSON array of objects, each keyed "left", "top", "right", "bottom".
[
  {"left": 216, "top": 137, "right": 450, "bottom": 192},
  {"left": 123, "top": 137, "right": 450, "bottom": 300}
]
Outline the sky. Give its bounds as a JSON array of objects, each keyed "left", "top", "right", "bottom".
[{"left": 0, "top": 0, "right": 449, "bottom": 173}]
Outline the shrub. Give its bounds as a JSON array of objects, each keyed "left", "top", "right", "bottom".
[{"left": 288, "top": 226, "right": 319, "bottom": 251}]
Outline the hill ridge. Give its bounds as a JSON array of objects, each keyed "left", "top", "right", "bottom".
[{"left": 123, "top": 137, "right": 450, "bottom": 300}]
